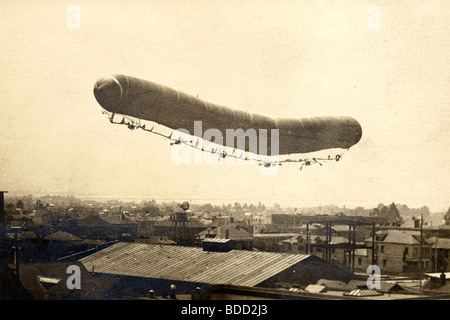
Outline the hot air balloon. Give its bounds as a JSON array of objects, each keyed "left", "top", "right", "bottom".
[{"left": 93, "top": 74, "right": 362, "bottom": 167}]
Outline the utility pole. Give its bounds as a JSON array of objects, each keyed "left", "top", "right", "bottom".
[
  {"left": 419, "top": 213, "right": 423, "bottom": 297},
  {"left": 372, "top": 223, "right": 376, "bottom": 265},
  {"left": 435, "top": 237, "right": 438, "bottom": 273}
]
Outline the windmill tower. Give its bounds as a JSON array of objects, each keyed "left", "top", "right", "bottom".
[{"left": 169, "top": 201, "right": 192, "bottom": 245}]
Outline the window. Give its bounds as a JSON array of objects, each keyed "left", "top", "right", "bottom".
[
  {"left": 358, "top": 258, "right": 362, "bottom": 265},
  {"left": 383, "top": 259, "right": 387, "bottom": 267},
  {"left": 380, "top": 246, "right": 384, "bottom": 253},
  {"left": 404, "top": 247, "right": 409, "bottom": 255}
]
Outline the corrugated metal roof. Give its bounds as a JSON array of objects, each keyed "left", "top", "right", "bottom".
[
  {"left": 80, "top": 242, "right": 312, "bottom": 287},
  {"left": 343, "top": 289, "right": 382, "bottom": 297}
]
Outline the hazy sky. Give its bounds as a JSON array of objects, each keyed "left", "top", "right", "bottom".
[{"left": 1, "top": 0, "right": 449, "bottom": 212}]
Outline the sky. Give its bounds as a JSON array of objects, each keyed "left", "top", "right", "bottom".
[{"left": 1, "top": 0, "right": 449, "bottom": 212}]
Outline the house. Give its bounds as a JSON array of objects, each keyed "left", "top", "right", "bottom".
[
  {"left": 445, "top": 207, "right": 450, "bottom": 226},
  {"left": 44, "top": 231, "right": 82, "bottom": 244},
  {"left": 374, "top": 229, "right": 432, "bottom": 275},
  {"left": 43, "top": 231, "right": 84, "bottom": 260},
  {"left": 427, "top": 237, "right": 450, "bottom": 273},
  {"left": 75, "top": 215, "right": 112, "bottom": 239},
  {"left": 253, "top": 233, "right": 300, "bottom": 252},
  {"left": 198, "top": 224, "right": 254, "bottom": 250},
  {"left": 307, "top": 235, "right": 350, "bottom": 266},
  {"left": 354, "top": 248, "right": 372, "bottom": 272},
  {"left": 102, "top": 215, "right": 138, "bottom": 240}
]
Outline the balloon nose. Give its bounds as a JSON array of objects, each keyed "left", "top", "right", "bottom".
[
  {"left": 93, "top": 75, "right": 123, "bottom": 112},
  {"left": 353, "top": 121, "right": 363, "bottom": 144}
]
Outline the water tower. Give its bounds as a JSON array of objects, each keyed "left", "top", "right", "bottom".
[{"left": 170, "top": 201, "right": 190, "bottom": 227}]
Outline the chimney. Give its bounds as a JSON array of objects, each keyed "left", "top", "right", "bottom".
[
  {"left": 0, "top": 191, "right": 7, "bottom": 225},
  {"left": 413, "top": 217, "right": 420, "bottom": 228},
  {"left": 170, "top": 284, "right": 177, "bottom": 300}
]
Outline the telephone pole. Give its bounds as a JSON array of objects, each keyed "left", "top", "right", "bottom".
[{"left": 419, "top": 213, "right": 423, "bottom": 297}]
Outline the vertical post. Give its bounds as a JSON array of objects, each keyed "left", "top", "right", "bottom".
[
  {"left": 348, "top": 224, "right": 352, "bottom": 270},
  {"left": 327, "top": 223, "right": 330, "bottom": 262},
  {"left": 14, "top": 231, "right": 20, "bottom": 296},
  {"left": 372, "top": 223, "right": 376, "bottom": 265},
  {"left": 306, "top": 223, "right": 309, "bottom": 254},
  {"left": 328, "top": 223, "right": 332, "bottom": 262},
  {"left": 328, "top": 223, "right": 331, "bottom": 262},
  {"left": 352, "top": 224, "right": 356, "bottom": 273},
  {"left": 434, "top": 238, "right": 438, "bottom": 273},
  {"left": 419, "top": 213, "right": 423, "bottom": 297},
  {"left": 324, "top": 223, "right": 328, "bottom": 261}
]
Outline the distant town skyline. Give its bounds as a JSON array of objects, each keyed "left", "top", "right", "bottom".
[{"left": 1, "top": 1, "right": 449, "bottom": 213}]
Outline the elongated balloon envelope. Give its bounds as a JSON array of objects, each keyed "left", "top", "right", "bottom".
[{"left": 93, "top": 74, "right": 362, "bottom": 156}]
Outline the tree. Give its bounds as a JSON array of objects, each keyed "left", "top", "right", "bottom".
[
  {"left": 16, "top": 200, "right": 24, "bottom": 210},
  {"left": 369, "top": 208, "right": 379, "bottom": 217},
  {"left": 6, "top": 202, "right": 14, "bottom": 213},
  {"left": 388, "top": 203, "right": 400, "bottom": 218},
  {"left": 272, "top": 203, "right": 282, "bottom": 213}
]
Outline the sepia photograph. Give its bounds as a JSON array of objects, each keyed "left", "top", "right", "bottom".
[{"left": 1, "top": 0, "right": 449, "bottom": 308}]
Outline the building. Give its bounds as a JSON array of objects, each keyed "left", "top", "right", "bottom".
[
  {"left": 17, "top": 262, "right": 120, "bottom": 300},
  {"left": 253, "top": 233, "right": 301, "bottom": 252},
  {"left": 79, "top": 242, "right": 357, "bottom": 298},
  {"left": 354, "top": 248, "right": 372, "bottom": 272},
  {"left": 280, "top": 234, "right": 372, "bottom": 271},
  {"left": 153, "top": 217, "right": 208, "bottom": 246},
  {"left": 427, "top": 237, "right": 450, "bottom": 273},
  {"left": 374, "top": 229, "right": 432, "bottom": 275},
  {"left": 445, "top": 207, "right": 450, "bottom": 226},
  {"left": 75, "top": 215, "right": 112, "bottom": 239},
  {"left": 102, "top": 215, "right": 138, "bottom": 239},
  {"left": 198, "top": 224, "right": 254, "bottom": 250}
]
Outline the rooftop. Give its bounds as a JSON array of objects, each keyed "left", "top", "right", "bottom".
[
  {"left": 44, "top": 231, "right": 82, "bottom": 242},
  {"left": 377, "top": 229, "right": 425, "bottom": 245},
  {"left": 427, "top": 237, "right": 450, "bottom": 249},
  {"left": 80, "top": 242, "right": 319, "bottom": 287},
  {"left": 199, "top": 225, "right": 253, "bottom": 240}
]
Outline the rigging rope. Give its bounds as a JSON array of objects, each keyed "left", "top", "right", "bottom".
[{"left": 102, "top": 109, "right": 347, "bottom": 169}]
